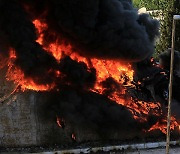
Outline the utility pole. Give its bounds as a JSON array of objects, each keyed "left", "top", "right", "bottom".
[{"left": 166, "top": 15, "right": 180, "bottom": 154}]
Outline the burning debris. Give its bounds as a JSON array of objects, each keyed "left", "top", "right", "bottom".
[
  {"left": 159, "top": 49, "right": 180, "bottom": 77},
  {"left": 56, "top": 116, "right": 65, "bottom": 129},
  {"left": 0, "top": 0, "right": 180, "bottom": 141},
  {"left": 71, "top": 134, "right": 76, "bottom": 141}
]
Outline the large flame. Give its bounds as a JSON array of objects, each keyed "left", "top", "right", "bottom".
[
  {"left": 6, "top": 49, "right": 55, "bottom": 91},
  {"left": 5, "top": 19, "right": 180, "bottom": 134}
]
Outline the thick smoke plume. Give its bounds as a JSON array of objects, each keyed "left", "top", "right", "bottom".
[
  {"left": 1, "top": 0, "right": 174, "bottom": 138},
  {"left": 23, "top": 0, "right": 159, "bottom": 61},
  {"left": 0, "top": 0, "right": 58, "bottom": 85},
  {"left": 159, "top": 49, "right": 180, "bottom": 77},
  {"left": 59, "top": 56, "right": 96, "bottom": 89},
  {"left": 159, "top": 49, "right": 180, "bottom": 103},
  {"left": 0, "top": 0, "right": 159, "bottom": 85},
  {"left": 42, "top": 89, "right": 157, "bottom": 136}
]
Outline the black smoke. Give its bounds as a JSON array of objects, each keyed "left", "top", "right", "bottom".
[
  {"left": 41, "top": 88, "right": 158, "bottom": 137},
  {"left": 0, "top": 0, "right": 159, "bottom": 85},
  {"left": 159, "top": 49, "right": 180, "bottom": 103},
  {"left": 0, "top": 0, "right": 171, "bottom": 139},
  {"left": 22, "top": 0, "right": 159, "bottom": 61},
  {"left": 59, "top": 56, "right": 96, "bottom": 89},
  {"left": 0, "top": 0, "right": 58, "bottom": 85},
  {"left": 159, "top": 49, "right": 180, "bottom": 77}
]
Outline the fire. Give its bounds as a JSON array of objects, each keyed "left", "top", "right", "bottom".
[
  {"left": 91, "top": 59, "right": 134, "bottom": 86},
  {"left": 148, "top": 117, "right": 179, "bottom": 134},
  {"left": 33, "top": 19, "right": 87, "bottom": 63},
  {"left": 56, "top": 116, "right": 65, "bottom": 128},
  {"left": 71, "top": 133, "right": 76, "bottom": 141},
  {"left": 6, "top": 49, "right": 55, "bottom": 91},
  {"left": 4, "top": 19, "right": 180, "bottom": 134},
  {"left": 111, "top": 95, "right": 161, "bottom": 122},
  {"left": 33, "top": 19, "right": 47, "bottom": 45}
]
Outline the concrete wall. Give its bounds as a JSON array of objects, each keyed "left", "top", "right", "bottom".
[
  {"left": 0, "top": 67, "right": 70, "bottom": 147},
  {"left": 0, "top": 67, "right": 99, "bottom": 147},
  {"left": 0, "top": 90, "right": 102, "bottom": 147},
  {"left": 0, "top": 90, "right": 74, "bottom": 147},
  {"left": 0, "top": 92, "right": 37, "bottom": 146}
]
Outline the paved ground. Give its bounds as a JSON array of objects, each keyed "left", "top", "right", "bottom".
[
  {"left": 0, "top": 148, "right": 180, "bottom": 154},
  {"left": 128, "top": 147, "right": 180, "bottom": 154}
]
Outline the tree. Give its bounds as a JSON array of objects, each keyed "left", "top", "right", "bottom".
[
  {"left": 133, "top": 0, "right": 165, "bottom": 10},
  {"left": 174, "top": 0, "right": 180, "bottom": 51},
  {"left": 157, "top": 0, "right": 180, "bottom": 54},
  {"left": 133, "top": 0, "right": 180, "bottom": 55}
]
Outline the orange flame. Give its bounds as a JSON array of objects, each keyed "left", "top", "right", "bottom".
[
  {"left": 72, "top": 133, "right": 76, "bottom": 141},
  {"left": 6, "top": 49, "right": 55, "bottom": 91},
  {"left": 4, "top": 19, "right": 180, "bottom": 134},
  {"left": 148, "top": 117, "right": 179, "bottom": 134},
  {"left": 24, "top": 20, "right": 180, "bottom": 133},
  {"left": 56, "top": 116, "right": 65, "bottom": 128}
]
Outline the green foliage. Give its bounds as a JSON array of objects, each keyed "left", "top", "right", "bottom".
[
  {"left": 173, "top": 0, "right": 180, "bottom": 51},
  {"left": 133, "top": 0, "right": 165, "bottom": 10},
  {"left": 156, "top": 0, "right": 180, "bottom": 55},
  {"left": 155, "top": 0, "right": 173, "bottom": 55},
  {"left": 133, "top": 0, "right": 180, "bottom": 56}
]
